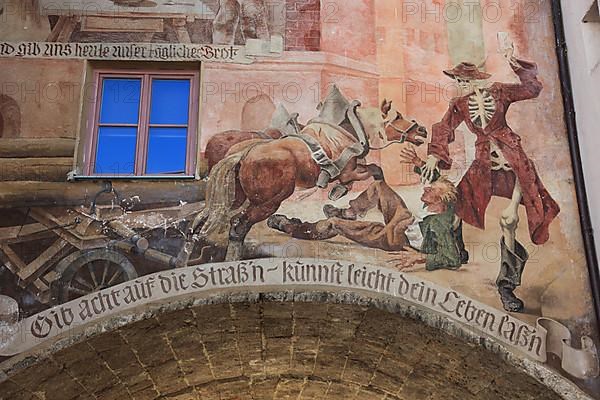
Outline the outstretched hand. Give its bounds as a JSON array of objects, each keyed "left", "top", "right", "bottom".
[
  {"left": 398, "top": 145, "right": 424, "bottom": 168},
  {"left": 421, "top": 155, "right": 439, "bottom": 183},
  {"left": 387, "top": 248, "right": 427, "bottom": 270},
  {"left": 502, "top": 42, "right": 520, "bottom": 69}
]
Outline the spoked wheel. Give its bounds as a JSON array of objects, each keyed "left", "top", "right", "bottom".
[{"left": 53, "top": 249, "right": 138, "bottom": 303}]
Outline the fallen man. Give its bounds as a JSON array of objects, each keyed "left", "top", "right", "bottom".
[{"left": 267, "top": 147, "right": 469, "bottom": 270}]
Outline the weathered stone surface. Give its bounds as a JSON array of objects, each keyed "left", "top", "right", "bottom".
[{"left": 0, "top": 299, "right": 578, "bottom": 399}]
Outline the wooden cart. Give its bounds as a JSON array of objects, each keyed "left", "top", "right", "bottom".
[{"left": 0, "top": 189, "right": 204, "bottom": 305}]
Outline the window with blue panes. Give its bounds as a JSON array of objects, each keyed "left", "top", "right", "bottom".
[{"left": 89, "top": 71, "right": 199, "bottom": 176}]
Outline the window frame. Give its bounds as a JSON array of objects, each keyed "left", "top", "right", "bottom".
[{"left": 85, "top": 69, "right": 200, "bottom": 178}]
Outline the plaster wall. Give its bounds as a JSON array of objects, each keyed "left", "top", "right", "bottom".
[
  {"left": 200, "top": 52, "right": 379, "bottom": 152},
  {"left": 561, "top": 0, "right": 600, "bottom": 261},
  {"left": 319, "top": 0, "right": 377, "bottom": 61},
  {"left": 0, "top": 59, "right": 84, "bottom": 139}
]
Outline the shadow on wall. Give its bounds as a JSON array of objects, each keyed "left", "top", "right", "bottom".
[{"left": 0, "top": 95, "right": 21, "bottom": 138}]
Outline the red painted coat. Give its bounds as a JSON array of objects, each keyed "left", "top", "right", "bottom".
[{"left": 428, "top": 59, "right": 560, "bottom": 245}]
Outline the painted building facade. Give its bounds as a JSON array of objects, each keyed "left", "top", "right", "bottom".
[{"left": 0, "top": 1, "right": 599, "bottom": 399}]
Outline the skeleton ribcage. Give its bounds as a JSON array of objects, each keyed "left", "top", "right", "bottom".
[
  {"left": 468, "top": 91, "right": 512, "bottom": 171},
  {"left": 468, "top": 90, "right": 496, "bottom": 128}
]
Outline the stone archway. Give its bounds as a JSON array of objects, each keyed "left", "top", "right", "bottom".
[
  {"left": 241, "top": 93, "right": 275, "bottom": 131},
  {"left": 0, "top": 292, "right": 583, "bottom": 400},
  {"left": 0, "top": 95, "right": 21, "bottom": 138}
]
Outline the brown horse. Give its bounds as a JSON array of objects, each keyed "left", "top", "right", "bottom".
[
  {"left": 205, "top": 105, "right": 426, "bottom": 173},
  {"left": 205, "top": 128, "right": 283, "bottom": 172},
  {"left": 204, "top": 107, "right": 303, "bottom": 172},
  {"left": 184, "top": 99, "right": 427, "bottom": 263}
]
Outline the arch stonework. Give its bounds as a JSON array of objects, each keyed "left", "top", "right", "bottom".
[{"left": 0, "top": 288, "right": 592, "bottom": 400}]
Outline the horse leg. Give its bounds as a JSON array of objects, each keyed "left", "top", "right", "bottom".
[
  {"left": 365, "top": 164, "right": 385, "bottom": 181},
  {"left": 327, "top": 161, "right": 385, "bottom": 202},
  {"left": 497, "top": 179, "right": 528, "bottom": 313},
  {"left": 226, "top": 157, "right": 297, "bottom": 261},
  {"left": 339, "top": 163, "right": 384, "bottom": 186},
  {"left": 226, "top": 205, "right": 252, "bottom": 261},
  {"left": 226, "top": 200, "right": 285, "bottom": 261},
  {"left": 175, "top": 212, "right": 209, "bottom": 266}
]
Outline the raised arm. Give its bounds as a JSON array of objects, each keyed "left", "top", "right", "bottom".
[{"left": 502, "top": 58, "right": 543, "bottom": 103}]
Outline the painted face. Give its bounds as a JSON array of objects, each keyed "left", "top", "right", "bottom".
[
  {"left": 421, "top": 185, "right": 442, "bottom": 206},
  {"left": 456, "top": 77, "right": 474, "bottom": 94}
]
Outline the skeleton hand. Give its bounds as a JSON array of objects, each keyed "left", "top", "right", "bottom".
[
  {"left": 421, "top": 155, "right": 439, "bottom": 183},
  {"left": 387, "top": 248, "right": 427, "bottom": 270},
  {"left": 399, "top": 146, "right": 424, "bottom": 168},
  {"left": 502, "top": 42, "right": 519, "bottom": 68},
  {"left": 502, "top": 42, "right": 514, "bottom": 59}
]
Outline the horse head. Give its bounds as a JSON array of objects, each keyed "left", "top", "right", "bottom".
[
  {"left": 381, "top": 100, "right": 428, "bottom": 146},
  {"left": 352, "top": 100, "right": 427, "bottom": 151}
]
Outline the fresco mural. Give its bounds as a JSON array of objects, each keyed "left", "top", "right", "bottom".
[
  {"left": 0, "top": 0, "right": 599, "bottom": 397},
  {"left": 0, "top": 0, "right": 285, "bottom": 57}
]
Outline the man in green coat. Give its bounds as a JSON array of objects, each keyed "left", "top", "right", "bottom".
[{"left": 267, "top": 148, "right": 468, "bottom": 270}]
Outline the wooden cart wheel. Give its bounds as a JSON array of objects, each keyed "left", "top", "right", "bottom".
[{"left": 53, "top": 249, "right": 138, "bottom": 303}]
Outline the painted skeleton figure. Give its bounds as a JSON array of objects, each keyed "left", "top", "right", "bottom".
[
  {"left": 465, "top": 86, "right": 512, "bottom": 172},
  {"left": 422, "top": 45, "right": 560, "bottom": 313},
  {"left": 213, "top": 0, "right": 270, "bottom": 45}
]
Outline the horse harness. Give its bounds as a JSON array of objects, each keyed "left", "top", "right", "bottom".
[
  {"left": 368, "top": 113, "right": 419, "bottom": 151},
  {"left": 283, "top": 100, "right": 371, "bottom": 189}
]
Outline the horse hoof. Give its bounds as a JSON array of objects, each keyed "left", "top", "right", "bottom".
[
  {"left": 328, "top": 185, "right": 349, "bottom": 201},
  {"left": 323, "top": 204, "right": 342, "bottom": 218},
  {"left": 371, "top": 169, "right": 385, "bottom": 181}
]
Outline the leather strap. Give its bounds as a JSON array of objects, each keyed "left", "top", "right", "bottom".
[
  {"left": 286, "top": 134, "right": 341, "bottom": 188},
  {"left": 346, "top": 100, "right": 369, "bottom": 157},
  {"left": 287, "top": 101, "right": 371, "bottom": 188}
]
